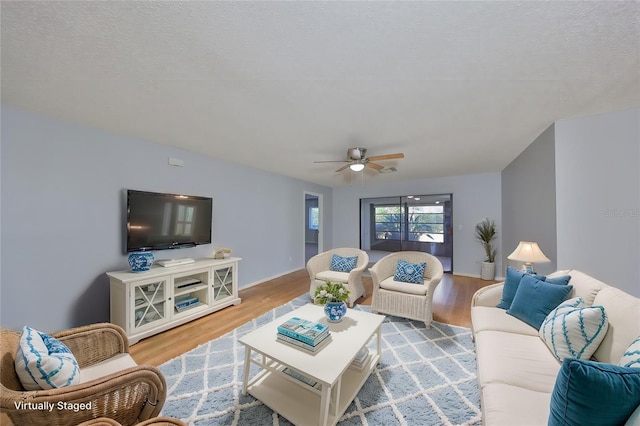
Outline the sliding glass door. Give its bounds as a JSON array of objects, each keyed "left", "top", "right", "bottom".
[{"left": 360, "top": 194, "right": 452, "bottom": 272}]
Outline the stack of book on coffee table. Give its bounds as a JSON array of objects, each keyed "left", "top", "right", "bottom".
[{"left": 276, "top": 317, "right": 331, "bottom": 353}]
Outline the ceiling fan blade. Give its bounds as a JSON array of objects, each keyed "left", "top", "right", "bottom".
[
  {"left": 314, "top": 160, "right": 350, "bottom": 163},
  {"left": 366, "top": 153, "right": 405, "bottom": 161},
  {"left": 335, "top": 164, "right": 351, "bottom": 172},
  {"left": 365, "top": 162, "right": 384, "bottom": 170}
]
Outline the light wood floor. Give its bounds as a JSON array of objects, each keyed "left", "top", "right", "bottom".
[
  {"left": 0, "top": 270, "right": 495, "bottom": 426},
  {"left": 130, "top": 270, "right": 497, "bottom": 366}
]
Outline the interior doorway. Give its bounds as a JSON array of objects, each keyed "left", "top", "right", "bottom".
[{"left": 304, "top": 192, "right": 323, "bottom": 264}]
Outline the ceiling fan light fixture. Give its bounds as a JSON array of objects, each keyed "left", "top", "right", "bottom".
[{"left": 350, "top": 163, "right": 365, "bottom": 172}]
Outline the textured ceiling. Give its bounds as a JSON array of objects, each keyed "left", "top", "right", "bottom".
[{"left": 2, "top": 1, "right": 639, "bottom": 187}]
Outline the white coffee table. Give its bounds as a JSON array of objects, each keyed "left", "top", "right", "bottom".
[{"left": 239, "top": 303, "right": 385, "bottom": 426}]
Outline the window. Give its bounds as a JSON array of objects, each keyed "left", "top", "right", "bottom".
[
  {"left": 373, "top": 204, "right": 444, "bottom": 243},
  {"left": 407, "top": 205, "right": 444, "bottom": 243},
  {"left": 309, "top": 207, "right": 319, "bottom": 230},
  {"left": 374, "top": 205, "right": 402, "bottom": 240}
]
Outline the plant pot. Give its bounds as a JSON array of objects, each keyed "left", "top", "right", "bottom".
[
  {"left": 480, "top": 261, "right": 496, "bottom": 281},
  {"left": 323, "top": 301, "right": 347, "bottom": 323}
]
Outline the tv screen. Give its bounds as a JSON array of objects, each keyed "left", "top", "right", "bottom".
[{"left": 126, "top": 190, "right": 212, "bottom": 252}]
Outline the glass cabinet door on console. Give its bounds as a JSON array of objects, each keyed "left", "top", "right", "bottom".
[
  {"left": 130, "top": 277, "right": 170, "bottom": 332},
  {"left": 212, "top": 265, "right": 234, "bottom": 302}
]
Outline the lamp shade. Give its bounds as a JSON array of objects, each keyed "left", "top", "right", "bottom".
[
  {"left": 350, "top": 163, "right": 365, "bottom": 172},
  {"left": 507, "top": 241, "right": 551, "bottom": 263}
]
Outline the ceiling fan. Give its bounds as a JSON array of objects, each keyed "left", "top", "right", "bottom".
[{"left": 314, "top": 148, "right": 405, "bottom": 173}]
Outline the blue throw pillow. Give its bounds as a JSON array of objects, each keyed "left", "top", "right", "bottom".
[
  {"left": 393, "top": 259, "right": 426, "bottom": 284},
  {"left": 15, "top": 326, "right": 80, "bottom": 390},
  {"left": 330, "top": 254, "right": 358, "bottom": 272},
  {"left": 544, "top": 275, "right": 572, "bottom": 285},
  {"left": 549, "top": 358, "right": 640, "bottom": 426},
  {"left": 507, "top": 275, "right": 573, "bottom": 329},
  {"left": 619, "top": 336, "right": 640, "bottom": 368},
  {"left": 497, "top": 267, "right": 571, "bottom": 310}
]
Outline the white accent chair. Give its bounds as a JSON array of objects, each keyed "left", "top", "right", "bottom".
[
  {"left": 306, "top": 248, "right": 369, "bottom": 307},
  {"left": 369, "top": 251, "right": 444, "bottom": 328}
]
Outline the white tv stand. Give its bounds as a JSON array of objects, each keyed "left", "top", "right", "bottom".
[
  {"left": 107, "top": 257, "right": 241, "bottom": 344},
  {"left": 156, "top": 257, "right": 195, "bottom": 267}
]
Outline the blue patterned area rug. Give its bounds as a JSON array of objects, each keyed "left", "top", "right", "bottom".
[{"left": 158, "top": 295, "right": 481, "bottom": 425}]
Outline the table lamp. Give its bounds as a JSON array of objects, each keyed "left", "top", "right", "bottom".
[{"left": 507, "top": 241, "right": 550, "bottom": 274}]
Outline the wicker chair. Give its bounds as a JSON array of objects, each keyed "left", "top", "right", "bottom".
[
  {"left": 369, "top": 251, "right": 444, "bottom": 328},
  {"left": 0, "top": 323, "right": 166, "bottom": 426},
  {"left": 306, "top": 248, "right": 369, "bottom": 307}
]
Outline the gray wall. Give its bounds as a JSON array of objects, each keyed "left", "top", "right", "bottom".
[
  {"left": 501, "top": 124, "right": 558, "bottom": 275},
  {"left": 555, "top": 108, "right": 640, "bottom": 296},
  {"left": 1, "top": 105, "right": 333, "bottom": 331},
  {"left": 332, "top": 173, "right": 503, "bottom": 278}
]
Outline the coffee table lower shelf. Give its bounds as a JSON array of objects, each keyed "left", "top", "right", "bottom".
[{"left": 246, "top": 352, "right": 380, "bottom": 426}]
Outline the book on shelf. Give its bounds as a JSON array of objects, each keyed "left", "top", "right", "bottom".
[
  {"left": 277, "top": 317, "right": 329, "bottom": 346},
  {"left": 282, "top": 367, "right": 317, "bottom": 387},
  {"left": 276, "top": 332, "right": 332, "bottom": 353},
  {"left": 349, "top": 347, "right": 370, "bottom": 372},
  {"left": 174, "top": 295, "right": 199, "bottom": 312}
]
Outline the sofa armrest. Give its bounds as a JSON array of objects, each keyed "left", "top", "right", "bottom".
[
  {"left": 53, "top": 323, "right": 128, "bottom": 368},
  {"left": 471, "top": 282, "right": 504, "bottom": 308}
]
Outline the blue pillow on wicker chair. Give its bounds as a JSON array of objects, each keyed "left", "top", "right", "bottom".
[
  {"left": 330, "top": 254, "right": 358, "bottom": 272},
  {"left": 394, "top": 259, "right": 426, "bottom": 284}
]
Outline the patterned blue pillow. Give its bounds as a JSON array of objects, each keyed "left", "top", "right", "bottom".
[
  {"left": 549, "top": 358, "right": 640, "bottom": 426},
  {"left": 539, "top": 297, "right": 608, "bottom": 362},
  {"left": 330, "top": 254, "right": 358, "bottom": 272},
  {"left": 15, "top": 326, "right": 80, "bottom": 390},
  {"left": 620, "top": 336, "right": 640, "bottom": 368},
  {"left": 394, "top": 259, "right": 426, "bottom": 284}
]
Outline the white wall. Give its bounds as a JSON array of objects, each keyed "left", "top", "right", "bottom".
[
  {"left": 0, "top": 105, "right": 332, "bottom": 331},
  {"left": 555, "top": 108, "right": 639, "bottom": 296},
  {"left": 502, "top": 124, "right": 558, "bottom": 275},
  {"left": 332, "top": 173, "right": 503, "bottom": 277}
]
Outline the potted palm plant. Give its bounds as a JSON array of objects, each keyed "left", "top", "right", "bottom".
[{"left": 475, "top": 218, "right": 497, "bottom": 280}]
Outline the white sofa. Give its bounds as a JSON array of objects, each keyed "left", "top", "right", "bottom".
[{"left": 471, "top": 269, "right": 640, "bottom": 425}]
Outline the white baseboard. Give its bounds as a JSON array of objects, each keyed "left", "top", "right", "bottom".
[
  {"left": 241, "top": 268, "right": 305, "bottom": 289},
  {"left": 453, "top": 271, "right": 504, "bottom": 281}
]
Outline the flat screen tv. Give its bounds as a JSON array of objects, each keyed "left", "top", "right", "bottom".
[{"left": 126, "top": 189, "right": 212, "bottom": 253}]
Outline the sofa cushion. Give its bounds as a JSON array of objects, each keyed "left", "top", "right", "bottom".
[
  {"left": 315, "top": 270, "right": 349, "bottom": 283},
  {"left": 481, "top": 383, "right": 552, "bottom": 426},
  {"left": 475, "top": 331, "right": 561, "bottom": 393},
  {"left": 539, "top": 297, "right": 608, "bottom": 362},
  {"left": 507, "top": 275, "right": 573, "bottom": 329},
  {"left": 15, "top": 326, "right": 80, "bottom": 390},
  {"left": 471, "top": 306, "right": 539, "bottom": 336},
  {"left": 620, "top": 337, "right": 640, "bottom": 368},
  {"left": 592, "top": 287, "right": 640, "bottom": 364},
  {"left": 393, "top": 259, "right": 426, "bottom": 284},
  {"left": 330, "top": 254, "right": 358, "bottom": 272},
  {"left": 549, "top": 358, "right": 640, "bottom": 426},
  {"left": 379, "top": 276, "right": 428, "bottom": 295},
  {"left": 563, "top": 270, "right": 608, "bottom": 306}
]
